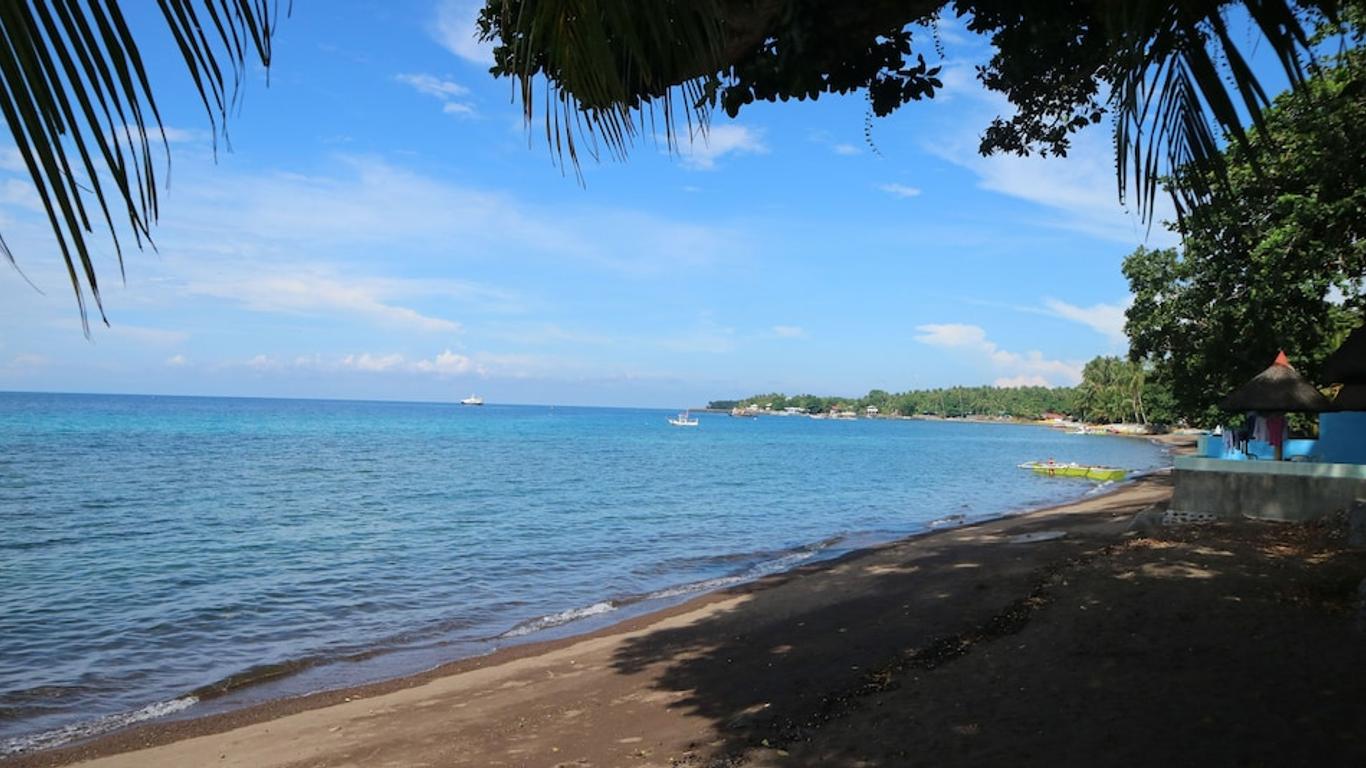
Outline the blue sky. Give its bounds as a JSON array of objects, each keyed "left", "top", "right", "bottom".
[{"left": 0, "top": 1, "right": 1188, "bottom": 407}]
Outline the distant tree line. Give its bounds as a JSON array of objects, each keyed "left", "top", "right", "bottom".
[{"left": 710, "top": 360, "right": 1176, "bottom": 424}]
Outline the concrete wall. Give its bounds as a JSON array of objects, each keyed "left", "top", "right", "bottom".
[{"left": 1172, "top": 457, "right": 1366, "bottom": 522}]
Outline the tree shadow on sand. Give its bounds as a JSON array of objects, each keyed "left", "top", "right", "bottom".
[{"left": 609, "top": 479, "right": 1366, "bottom": 767}]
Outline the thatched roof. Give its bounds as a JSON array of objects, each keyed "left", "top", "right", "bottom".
[
  {"left": 1219, "top": 351, "right": 1334, "bottom": 413},
  {"left": 1331, "top": 384, "right": 1366, "bottom": 412},
  {"left": 1322, "top": 323, "right": 1366, "bottom": 384}
]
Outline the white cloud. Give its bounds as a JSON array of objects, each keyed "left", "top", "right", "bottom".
[
  {"left": 914, "top": 323, "right": 989, "bottom": 348},
  {"left": 266, "top": 349, "right": 518, "bottom": 378},
  {"left": 675, "top": 125, "right": 768, "bottom": 170},
  {"left": 927, "top": 13, "right": 978, "bottom": 48},
  {"left": 165, "top": 354, "right": 188, "bottom": 367},
  {"left": 879, "top": 183, "right": 922, "bottom": 199},
  {"left": 413, "top": 349, "right": 480, "bottom": 375},
  {"left": 184, "top": 269, "right": 464, "bottom": 333},
  {"left": 160, "top": 127, "right": 209, "bottom": 144},
  {"left": 1043, "top": 297, "right": 1129, "bottom": 346},
  {"left": 153, "top": 155, "right": 741, "bottom": 279},
  {"left": 832, "top": 143, "right": 861, "bottom": 156},
  {"left": 396, "top": 73, "right": 475, "bottom": 117},
  {"left": 914, "top": 323, "right": 1082, "bottom": 386},
  {"left": 771, "top": 324, "right": 806, "bottom": 339},
  {"left": 994, "top": 374, "right": 1050, "bottom": 388},
  {"left": 916, "top": 61, "right": 1178, "bottom": 246},
  {"left": 340, "top": 352, "right": 406, "bottom": 372},
  {"left": 396, "top": 73, "right": 469, "bottom": 99},
  {"left": 433, "top": 0, "right": 494, "bottom": 65}
]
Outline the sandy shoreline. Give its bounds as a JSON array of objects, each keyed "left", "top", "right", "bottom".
[{"left": 4, "top": 438, "right": 1198, "bottom": 768}]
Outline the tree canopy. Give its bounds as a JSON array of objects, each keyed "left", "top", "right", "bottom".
[
  {"left": 481, "top": 0, "right": 1344, "bottom": 219},
  {"left": 1123, "top": 36, "right": 1365, "bottom": 425}
]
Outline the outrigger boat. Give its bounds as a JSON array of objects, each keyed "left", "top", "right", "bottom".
[
  {"left": 1018, "top": 460, "right": 1126, "bottom": 482},
  {"left": 668, "top": 410, "right": 700, "bottom": 427}
]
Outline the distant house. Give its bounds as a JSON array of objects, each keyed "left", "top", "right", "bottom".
[
  {"left": 783, "top": 406, "right": 806, "bottom": 415},
  {"left": 865, "top": 406, "right": 880, "bottom": 416}
]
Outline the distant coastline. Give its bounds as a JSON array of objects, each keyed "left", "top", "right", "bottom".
[{"left": 696, "top": 403, "right": 1171, "bottom": 436}]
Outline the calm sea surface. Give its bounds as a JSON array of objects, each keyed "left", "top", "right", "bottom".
[{"left": 0, "top": 392, "right": 1168, "bottom": 753}]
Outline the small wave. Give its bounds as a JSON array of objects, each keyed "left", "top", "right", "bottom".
[
  {"left": 640, "top": 545, "right": 831, "bottom": 601},
  {"left": 1084, "top": 480, "right": 1116, "bottom": 496},
  {"left": 644, "top": 575, "right": 748, "bottom": 601},
  {"left": 0, "top": 696, "right": 197, "bottom": 757},
  {"left": 928, "top": 513, "right": 968, "bottom": 529},
  {"left": 500, "top": 601, "right": 618, "bottom": 638},
  {"left": 497, "top": 543, "right": 841, "bottom": 642}
]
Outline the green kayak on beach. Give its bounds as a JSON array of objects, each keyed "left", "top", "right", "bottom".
[{"left": 1018, "top": 461, "right": 1126, "bottom": 482}]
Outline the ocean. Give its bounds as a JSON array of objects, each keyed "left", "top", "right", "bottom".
[{"left": 0, "top": 392, "right": 1169, "bottom": 754}]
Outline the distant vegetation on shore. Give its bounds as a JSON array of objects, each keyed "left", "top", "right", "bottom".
[{"left": 711, "top": 356, "right": 1175, "bottom": 425}]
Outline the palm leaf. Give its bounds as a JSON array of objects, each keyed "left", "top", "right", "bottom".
[
  {"left": 0, "top": 1, "right": 283, "bottom": 333},
  {"left": 481, "top": 0, "right": 725, "bottom": 174},
  {"left": 1102, "top": 2, "right": 1329, "bottom": 220}
]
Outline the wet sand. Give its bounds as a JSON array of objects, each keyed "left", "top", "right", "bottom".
[{"left": 11, "top": 435, "right": 1365, "bottom": 767}]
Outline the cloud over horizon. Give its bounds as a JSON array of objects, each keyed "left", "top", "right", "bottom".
[{"left": 914, "top": 323, "right": 1083, "bottom": 387}]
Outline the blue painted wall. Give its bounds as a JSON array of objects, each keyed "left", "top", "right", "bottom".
[{"left": 1318, "top": 412, "right": 1366, "bottom": 465}]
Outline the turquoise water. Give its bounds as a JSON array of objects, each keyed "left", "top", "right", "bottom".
[{"left": 0, "top": 392, "right": 1168, "bottom": 754}]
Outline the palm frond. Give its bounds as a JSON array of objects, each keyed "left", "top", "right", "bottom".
[
  {"left": 0, "top": 1, "right": 283, "bottom": 333},
  {"left": 482, "top": 0, "right": 725, "bottom": 175},
  {"left": 1110, "top": 1, "right": 1332, "bottom": 220}
]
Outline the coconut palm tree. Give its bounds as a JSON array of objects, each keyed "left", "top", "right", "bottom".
[{"left": 0, "top": 0, "right": 1352, "bottom": 327}]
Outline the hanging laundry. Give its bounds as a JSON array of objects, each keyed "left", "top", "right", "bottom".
[
  {"left": 1265, "top": 413, "right": 1287, "bottom": 449},
  {"left": 1252, "top": 413, "right": 1270, "bottom": 444}
]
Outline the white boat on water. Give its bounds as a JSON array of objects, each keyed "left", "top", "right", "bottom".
[
  {"left": 668, "top": 410, "right": 699, "bottom": 427},
  {"left": 460, "top": 395, "right": 484, "bottom": 406}
]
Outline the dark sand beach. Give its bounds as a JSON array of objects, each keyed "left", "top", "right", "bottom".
[{"left": 9, "top": 436, "right": 1366, "bottom": 767}]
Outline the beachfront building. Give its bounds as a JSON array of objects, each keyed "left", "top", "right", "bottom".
[{"left": 1171, "top": 339, "right": 1366, "bottom": 522}]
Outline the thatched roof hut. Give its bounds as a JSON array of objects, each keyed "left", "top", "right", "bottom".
[
  {"left": 1219, "top": 351, "right": 1334, "bottom": 412},
  {"left": 1322, "top": 323, "right": 1366, "bottom": 384}
]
